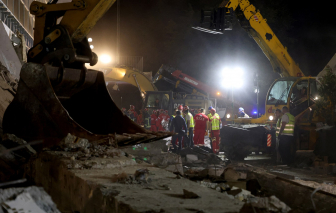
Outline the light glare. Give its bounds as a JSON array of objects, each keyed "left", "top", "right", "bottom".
[
  {"left": 88, "top": 38, "right": 92, "bottom": 42},
  {"left": 90, "top": 45, "right": 94, "bottom": 49},
  {"left": 100, "top": 54, "right": 112, "bottom": 64}
]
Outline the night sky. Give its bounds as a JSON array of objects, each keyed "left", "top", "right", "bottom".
[{"left": 89, "top": 0, "right": 336, "bottom": 114}]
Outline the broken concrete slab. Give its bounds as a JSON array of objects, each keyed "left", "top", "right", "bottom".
[
  {"left": 0, "top": 186, "right": 60, "bottom": 213},
  {"left": 186, "top": 154, "right": 198, "bottom": 162},
  {"left": 26, "top": 151, "right": 244, "bottom": 213},
  {"left": 248, "top": 169, "right": 336, "bottom": 212}
]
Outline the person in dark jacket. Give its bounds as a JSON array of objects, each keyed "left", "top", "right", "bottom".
[{"left": 170, "top": 111, "right": 188, "bottom": 150}]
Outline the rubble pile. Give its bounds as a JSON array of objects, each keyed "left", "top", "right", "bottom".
[{"left": 0, "top": 186, "right": 60, "bottom": 213}]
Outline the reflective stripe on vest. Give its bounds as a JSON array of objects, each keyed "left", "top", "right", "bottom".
[
  {"left": 144, "top": 117, "right": 150, "bottom": 128},
  {"left": 276, "top": 118, "right": 281, "bottom": 137},
  {"left": 282, "top": 112, "right": 295, "bottom": 136},
  {"left": 184, "top": 112, "right": 195, "bottom": 128},
  {"left": 211, "top": 113, "right": 220, "bottom": 130}
]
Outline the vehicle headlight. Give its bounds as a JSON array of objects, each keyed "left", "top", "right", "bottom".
[
  {"left": 226, "top": 114, "right": 231, "bottom": 119},
  {"left": 269, "top": 115, "right": 274, "bottom": 121}
]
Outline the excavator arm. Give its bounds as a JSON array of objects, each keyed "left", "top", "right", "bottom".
[
  {"left": 196, "top": 0, "right": 304, "bottom": 77},
  {"left": 3, "top": 0, "right": 157, "bottom": 144}
]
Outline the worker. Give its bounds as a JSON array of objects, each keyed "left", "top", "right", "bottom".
[
  {"left": 278, "top": 106, "right": 295, "bottom": 165},
  {"left": 178, "top": 105, "right": 183, "bottom": 114},
  {"left": 158, "top": 109, "right": 168, "bottom": 131},
  {"left": 170, "top": 110, "right": 188, "bottom": 151},
  {"left": 193, "top": 108, "right": 209, "bottom": 146},
  {"left": 274, "top": 108, "right": 282, "bottom": 163},
  {"left": 137, "top": 110, "right": 144, "bottom": 125},
  {"left": 207, "top": 106, "right": 213, "bottom": 149},
  {"left": 143, "top": 108, "right": 151, "bottom": 130},
  {"left": 169, "top": 109, "right": 179, "bottom": 150},
  {"left": 129, "top": 105, "right": 138, "bottom": 120},
  {"left": 156, "top": 110, "right": 163, "bottom": 131},
  {"left": 150, "top": 110, "right": 158, "bottom": 132},
  {"left": 169, "top": 109, "right": 177, "bottom": 129},
  {"left": 238, "top": 107, "right": 249, "bottom": 118},
  {"left": 209, "top": 108, "right": 222, "bottom": 154},
  {"left": 121, "top": 108, "right": 127, "bottom": 115},
  {"left": 183, "top": 106, "right": 195, "bottom": 148},
  {"left": 128, "top": 109, "right": 136, "bottom": 122}
]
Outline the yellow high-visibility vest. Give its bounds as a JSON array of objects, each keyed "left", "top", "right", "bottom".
[
  {"left": 282, "top": 112, "right": 295, "bottom": 136},
  {"left": 184, "top": 112, "right": 195, "bottom": 128},
  {"left": 211, "top": 113, "right": 220, "bottom": 130}
]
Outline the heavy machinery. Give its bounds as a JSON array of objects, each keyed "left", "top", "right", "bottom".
[
  {"left": 195, "top": 0, "right": 322, "bottom": 159},
  {"left": 2, "top": 0, "right": 168, "bottom": 145},
  {"left": 144, "top": 64, "right": 233, "bottom": 116},
  {"left": 104, "top": 64, "right": 221, "bottom": 116}
]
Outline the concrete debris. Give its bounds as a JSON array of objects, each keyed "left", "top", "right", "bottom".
[
  {"left": 183, "top": 189, "right": 200, "bottom": 199},
  {"left": 247, "top": 195, "right": 291, "bottom": 213},
  {"left": 223, "top": 168, "right": 241, "bottom": 181},
  {"left": 0, "top": 186, "right": 60, "bottom": 213},
  {"left": 60, "top": 133, "right": 90, "bottom": 150},
  {"left": 134, "top": 168, "right": 150, "bottom": 183},
  {"left": 186, "top": 154, "right": 198, "bottom": 162},
  {"left": 294, "top": 179, "right": 336, "bottom": 195},
  {"left": 224, "top": 186, "right": 252, "bottom": 201}
]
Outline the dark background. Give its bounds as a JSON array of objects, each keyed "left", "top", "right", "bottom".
[{"left": 89, "top": 0, "right": 336, "bottom": 115}]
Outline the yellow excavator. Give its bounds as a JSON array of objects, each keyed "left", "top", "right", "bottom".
[
  {"left": 2, "top": 0, "right": 170, "bottom": 146},
  {"left": 195, "top": 0, "right": 322, "bottom": 159}
]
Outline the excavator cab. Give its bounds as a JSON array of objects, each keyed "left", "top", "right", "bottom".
[
  {"left": 143, "top": 91, "right": 174, "bottom": 115},
  {"left": 265, "top": 77, "right": 319, "bottom": 120}
]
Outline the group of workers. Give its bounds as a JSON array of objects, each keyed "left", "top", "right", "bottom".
[
  {"left": 274, "top": 106, "right": 295, "bottom": 165},
  {"left": 169, "top": 105, "right": 222, "bottom": 154},
  {"left": 121, "top": 105, "right": 170, "bottom": 131},
  {"left": 121, "top": 104, "right": 222, "bottom": 154}
]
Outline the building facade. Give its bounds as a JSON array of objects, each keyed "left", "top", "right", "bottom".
[{"left": 0, "top": 0, "right": 47, "bottom": 48}]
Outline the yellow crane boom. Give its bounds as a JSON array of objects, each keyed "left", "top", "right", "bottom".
[{"left": 203, "top": 0, "right": 305, "bottom": 77}]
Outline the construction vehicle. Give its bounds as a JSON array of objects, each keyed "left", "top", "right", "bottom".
[
  {"left": 144, "top": 64, "right": 234, "bottom": 116},
  {"left": 2, "top": 0, "right": 172, "bottom": 146},
  {"left": 194, "top": 0, "right": 322, "bottom": 160},
  {"left": 104, "top": 64, "right": 222, "bottom": 117}
]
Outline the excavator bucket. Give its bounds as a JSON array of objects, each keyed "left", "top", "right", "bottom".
[{"left": 3, "top": 63, "right": 146, "bottom": 144}]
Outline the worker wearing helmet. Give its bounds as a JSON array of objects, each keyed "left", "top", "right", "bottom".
[
  {"left": 238, "top": 107, "right": 249, "bottom": 118},
  {"left": 183, "top": 105, "right": 195, "bottom": 148},
  {"left": 170, "top": 110, "right": 188, "bottom": 151},
  {"left": 143, "top": 108, "right": 151, "bottom": 130},
  {"left": 121, "top": 108, "right": 127, "bottom": 114},
  {"left": 194, "top": 108, "right": 209, "bottom": 146},
  {"left": 206, "top": 106, "right": 214, "bottom": 149},
  {"left": 169, "top": 109, "right": 179, "bottom": 149},
  {"left": 150, "top": 110, "right": 158, "bottom": 132},
  {"left": 178, "top": 105, "right": 183, "bottom": 114},
  {"left": 209, "top": 108, "right": 222, "bottom": 154}
]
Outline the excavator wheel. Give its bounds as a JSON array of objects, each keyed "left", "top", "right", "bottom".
[{"left": 3, "top": 63, "right": 146, "bottom": 145}]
